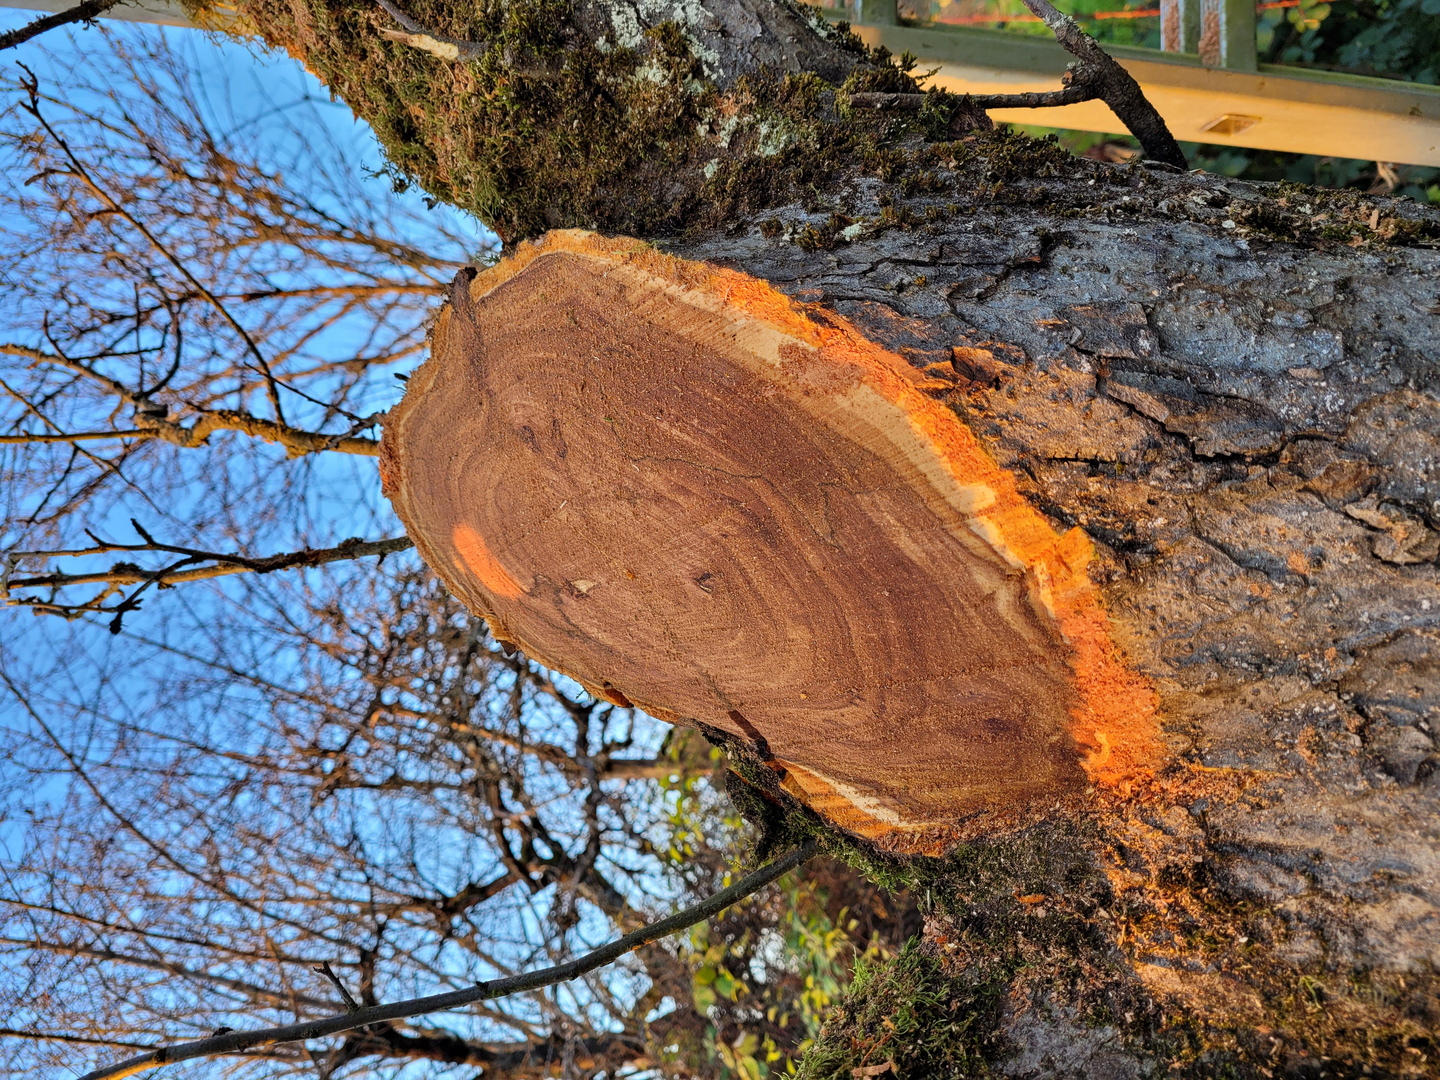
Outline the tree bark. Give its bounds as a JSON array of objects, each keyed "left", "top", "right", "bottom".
[
  {"left": 207, "top": 0, "right": 1440, "bottom": 1072},
  {"left": 664, "top": 189, "right": 1440, "bottom": 1077}
]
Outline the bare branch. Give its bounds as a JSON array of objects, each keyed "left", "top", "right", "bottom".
[
  {"left": 16, "top": 68, "right": 292, "bottom": 425},
  {"left": 850, "top": 87, "right": 1091, "bottom": 112},
  {"left": 968, "top": 86, "right": 1096, "bottom": 110},
  {"left": 312, "top": 962, "right": 361, "bottom": 1013},
  {"left": 1015, "top": 0, "right": 1187, "bottom": 168},
  {"left": 0, "top": 429, "right": 149, "bottom": 444},
  {"left": 848, "top": 7, "right": 1185, "bottom": 167},
  {"left": 0, "top": 0, "right": 122, "bottom": 52},
  {"left": 77, "top": 839, "right": 819, "bottom": 1080},
  {"left": 1, "top": 344, "right": 382, "bottom": 456},
  {"left": 4, "top": 534, "right": 413, "bottom": 607}
]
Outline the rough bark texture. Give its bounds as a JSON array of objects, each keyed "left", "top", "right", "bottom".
[
  {"left": 203, "top": 0, "right": 1440, "bottom": 1072},
  {"left": 661, "top": 171, "right": 1440, "bottom": 1078}
]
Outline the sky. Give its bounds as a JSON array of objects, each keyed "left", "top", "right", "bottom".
[{"left": 0, "top": 15, "right": 691, "bottom": 1078}]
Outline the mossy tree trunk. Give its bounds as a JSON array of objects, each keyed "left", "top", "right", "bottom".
[{"left": 211, "top": 0, "right": 1440, "bottom": 1074}]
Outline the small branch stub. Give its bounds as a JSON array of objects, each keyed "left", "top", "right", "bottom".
[
  {"left": 373, "top": 0, "right": 486, "bottom": 60},
  {"left": 847, "top": 2, "right": 1186, "bottom": 168}
]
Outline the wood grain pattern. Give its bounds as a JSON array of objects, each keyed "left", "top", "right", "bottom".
[{"left": 381, "top": 231, "right": 1159, "bottom": 845}]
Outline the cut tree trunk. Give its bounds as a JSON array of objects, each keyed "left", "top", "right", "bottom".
[
  {"left": 212, "top": 0, "right": 1440, "bottom": 1071},
  {"left": 380, "top": 232, "right": 1159, "bottom": 844},
  {"left": 381, "top": 205, "right": 1440, "bottom": 1075}
]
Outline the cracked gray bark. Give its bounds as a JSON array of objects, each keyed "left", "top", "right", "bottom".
[{"left": 659, "top": 165, "right": 1440, "bottom": 1076}]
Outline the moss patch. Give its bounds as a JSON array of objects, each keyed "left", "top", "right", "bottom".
[
  {"left": 714, "top": 729, "right": 1440, "bottom": 1078},
  {"left": 203, "top": 0, "right": 946, "bottom": 241},
  {"left": 796, "top": 942, "right": 999, "bottom": 1080}
]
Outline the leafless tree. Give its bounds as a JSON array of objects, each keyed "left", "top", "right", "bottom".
[
  {"left": 0, "top": 30, "right": 483, "bottom": 626},
  {"left": 0, "top": 30, "right": 914, "bottom": 1080}
]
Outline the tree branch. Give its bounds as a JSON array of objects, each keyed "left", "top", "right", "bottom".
[
  {"left": 849, "top": 86, "right": 1096, "bottom": 113},
  {"left": 969, "top": 85, "right": 1097, "bottom": 110},
  {"left": 4, "top": 535, "right": 413, "bottom": 596},
  {"left": 0, "top": 428, "right": 150, "bottom": 444},
  {"left": 1016, "top": 0, "right": 1187, "bottom": 168},
  {"left": 16, "top": 68, "right": 291, "bottom": 424},
  {"left": 76, "top": 838, "right": 819, "bottom": 1080},
  {"left": 847, "top": 5, "right": 1186, "bottom": 167},
  {"left": 0, "top": 0, "right": 122, "bottom": 52},
  {"left": 1, "top": 344, "right": 382, "bottom": 457}
]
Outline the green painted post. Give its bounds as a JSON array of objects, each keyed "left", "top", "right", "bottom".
[
  {"left": 1221, "top": 0, "right": 1258, "bottom": 70},
  {"left": 1200, "top": 0, "right": 1257, "bottom": 70},
  {"left": 853, "top": 0, "right": 899, "bottom": 26},
  {"left": 1160, "top": 0, "right": 1203, "bottom": 53}
]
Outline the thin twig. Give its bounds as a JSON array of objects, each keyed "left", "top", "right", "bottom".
[
  {"left": 969, "top": 85, "right": 1096, "bottom": 109},
  {"left": 849, "top": 85, "right": 1094, "bottom": 113},
  {"left": 1015, "top": 0, "right": 1186, "bottom": 168},
  {"left": 0, "top": 0, "right": 122, "bottom": 52},
  {"left": 0, "top": 429, "right": 149, "bottom": 444},
  {"left": 848, "top": 4, "right": 1184, "bottom": 167},
  {"left": 1, "top": 344, "right": 381, "bottom": 456},
  {"left": 313, "top": 962, "right": 361, "bottom": 1013},
  {"left": 17, "top": 67, "right": 291, "bottom": 425},
  {"left": 76, "top": 839, "right": 819, "bottom": 1080}
]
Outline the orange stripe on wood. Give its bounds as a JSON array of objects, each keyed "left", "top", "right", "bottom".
[{"left": 452, "top": 523, "right": 526, "bottom": 600}]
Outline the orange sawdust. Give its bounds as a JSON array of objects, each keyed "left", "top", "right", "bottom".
[{"left": 464, "top": 230, "right": 1163, "bottom": 795}]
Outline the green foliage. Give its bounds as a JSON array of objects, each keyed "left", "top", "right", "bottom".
[
  {"left": 1262, "top": 0, "right": 1440, "bottom": 80},
  {"left": 1242, "top": 0, "right": 1440, "bottom": 199},
  {"left": 650, "top": 737, "right": 918, "bottom": 1079}
]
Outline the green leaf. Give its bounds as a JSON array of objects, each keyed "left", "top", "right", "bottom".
[{"left": 692, "top": 982, "right": 717, "bottom": 1014}]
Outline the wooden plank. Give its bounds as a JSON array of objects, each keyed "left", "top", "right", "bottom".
[
  {"left": 849, "top": 21, "right": 1440, "bottom": 165},
  {"left": 1, "top": 0, "right": 195, "bottom": 27}
]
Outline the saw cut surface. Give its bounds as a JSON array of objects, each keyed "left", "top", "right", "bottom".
[{"left": 381, "top": 232, "right": 1158, "bottom": 841}]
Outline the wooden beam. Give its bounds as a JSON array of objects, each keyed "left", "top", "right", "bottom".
[
  {"left": 1, "top": 0, "right": 195, "bottom": 28},
  {"left": 845, "top": 20, "right": 1440, "bottom": 166}
]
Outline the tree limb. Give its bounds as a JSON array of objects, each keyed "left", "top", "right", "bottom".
[
  {"left": 1016, "top": 0, "right": 1187, "bottom": 168},
  {"left": 849, "top": 86, "right": 1095, "bottom": 118},
  {"left": 0, "top": 0, "right": 122, "bottom": 52},
  {"left": 1, "top": 345, "right": 382, "bottom": 457},
  {"left": 0, "top": 428, "right": 150, "bottom": 444},
  {"left": 16, "top": 68, "right": 291, "bottom": 424},
  {"left": 847, "top": 6, "right": 1185, "bottom": 167},
  {"left": 76, "top": 838, "right": 819, "bottom": 1080},
  {"left": 4, "top": 535, "right": 413, "bottom": 596}
]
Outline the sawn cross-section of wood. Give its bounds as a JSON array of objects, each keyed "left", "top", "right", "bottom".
[{"left": 381, "top": 231, "right": 1159, "bottom": 846}]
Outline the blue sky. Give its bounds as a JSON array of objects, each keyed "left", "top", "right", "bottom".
[{"left": 0, "top": 16, "right": 693, "bottom": 1079}]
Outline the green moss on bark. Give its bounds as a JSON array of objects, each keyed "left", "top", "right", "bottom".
[
  {"left": 714, "top": 731, "right": 1440, "bottom": 1079},
  {"left": 200, "top": 0, "right": 1007, "bottom": 241}
]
